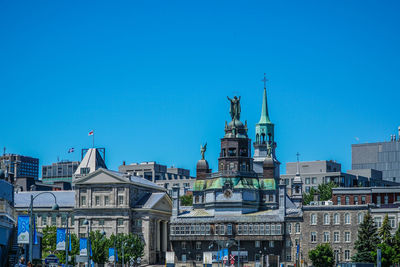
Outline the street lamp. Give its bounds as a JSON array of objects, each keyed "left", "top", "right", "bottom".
[
  {"left": 225, "top": 239, "right": 241, "bottom": 267},
  {"left": 29, "top": 192, "right": 59, "bottom": 263},
  {"left": 83, "top": 219, "right": 90, "bottom": 267}
]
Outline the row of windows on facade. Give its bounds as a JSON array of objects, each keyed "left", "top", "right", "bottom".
[
  {"left": 219, "top": 162, "right": 251, "bottom": 172},
  {"left": 309, "top": 231, "right": 352, "bottom": 243},
  {"left": 34, "top": 214, "right": 74, "bottom": 227},
  {"left": 285, "top": 249, "right": 351, "bottom": 262},
  {"left": 284, "top": 176, "right": 335, "bottom": 186},
  {"left": 221, "top": 148, "right": 249, "bottom": 158},
  {"left": 171, "top": 223, "right": 282, "bottom": 236},
  {"left": 77, "top": 218, "right": 142, "bottom": 227},
  {"left": 309, "top": 212, "right": 364, "bottom": 225},
  {"left": 337, "top": 195, "right": 400, "bottom": 205},
  {"left": 80, "top": 195, "right": 125, "bottom": 206}
]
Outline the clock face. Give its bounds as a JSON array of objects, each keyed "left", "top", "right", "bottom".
[{"left": 224, "top": 189, "right": 233, "bottom": 198}]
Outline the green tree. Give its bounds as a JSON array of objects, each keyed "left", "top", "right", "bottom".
[
  {"left": 89, "top": 230, "right": 109, "bottom": 263},
  {"left": 109, "top": 233, "right": 145, "bottom": 263},
  {"left": 42, "top": 225, "right": 57, "bottom": 259},
  {"left": 352, "top": 212, "right": 380, "bottom": 263},
  {"left": 318, "top": 182, "right": 337, "bottom": 201},
  {"left": 308, "top": 243, "right": 335, "bottom": 267},
  {"left": 392, "top": 225, "right": 400, "bottom": 264},
  {"left": 180, "top": 194, "right": 193, "bottom": 206},
  {"left": 302, "top": 187, "right": 317, "bottom": 205},
  {"left": 379, "top": 214, "right": 392, "bottom": 245},
  {"left": 371, "top": 243, "right": 395, "bottom": 267}
]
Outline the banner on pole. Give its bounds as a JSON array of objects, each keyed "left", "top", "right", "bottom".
[
  {"left": 203, "top": 252, "right": 213, "bottom": 264},
  {"left": 79, "top": 238, "right": 88, "bottom": 256},
  {"left": 56, "top": 228, "right": 66, "bottom": 250},
  {"left": 109, "top": 248, "right": 116, "bottom": 262},
  {"left": 166, "top": 251, "right": 175, "bottom": 264},
  {"left": 17, "top": 215, "right": 30, "bottom": 244}
]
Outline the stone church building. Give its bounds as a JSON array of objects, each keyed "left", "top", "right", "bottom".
[{"left": 170, "top": 83, "right": 303, "bottom": 266}]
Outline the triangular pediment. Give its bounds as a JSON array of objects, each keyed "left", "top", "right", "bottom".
[
  {"left": 74, "top": 168, "right": 129, "bottom": 185},
  {"left": 144, "top": 193, "right": 172, "bottom": 213}
]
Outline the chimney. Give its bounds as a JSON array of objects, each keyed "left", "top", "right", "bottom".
[
  {"left": 172, "top": 185, "right": 180, "bottom": 217},
  {"left": 123, "top": 161, "right": 126, "bottom": 166}
]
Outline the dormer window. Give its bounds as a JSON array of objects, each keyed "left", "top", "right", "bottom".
[{"left": 80, "top": 167, "right": 90, "bottom": 175}]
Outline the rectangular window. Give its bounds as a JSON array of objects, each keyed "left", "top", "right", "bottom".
[
  {"left": 377, "top": 196, "right": 381, "bottom": 205},
  {"left": 220, "top": 225, "right": 225, "bottom": 235},
  {"left": 118, "top": 195, "right": 124, "bottom": 205},
  {"left": 254, "top": 224, "right": 259, "bottom": 235},
  {"left": 265, "top": 224, "right": 270, "bottom": 235},
  {"left": 311, "top": 232, "right": 317, "bottom": 242},
  {"left": 276, "top": 224, "right": 281, "bottom": 235},
  {"left": 185, "top": 225, "right": 190, "bottom": 235},
  {"left": 260, "top": 224, "right": 264, "bottom": 235},
  {"left": 384, "top": 195, "right": 389, "bottom": 204},
  {"left": 345, "top": 196, "right": 350, "bottom": 205},
  {"left": 95, "top": 196, "right": 100, "bottom": 206},
  {"left": 287, "top": 223, "right": 292, "bottom": 234},
  {"left": 196, "top": 241, "right": 201, "bottom": 250},
  {"left": 389, "top": 217, "right": 396, "bottom": 228},
  {"left": 200, "top": 224, "right": 205, "bottom": 235},
  {"left": 181, "top": 242, "right": 186, "bottom": 249},
  {"left": 312, "top": 177, "right": 317, "bottom": 184},
  {"left": 99, "top": 219, "right": 105, "bottom": 226},
  {"left": 323, "top": 232, "right": 330, "bottom": 242},
  {"left": 81, "top": 196, "right": 86, "bottom": 206},
  {"left": 271, "top": 224, "right": 276, "bottom": 235},
  {"left": 42, "top": 215, "right": 48, "bottom": 226},
  {"left": 374, "top": 217, "right": 382, "bottom": 228},
  {"left": 345, "top": 250, "right": 350, "bottom": 260},
  {"left": 354, "top": 196, "right": 358, "bottom": 205},
  {"left": 305, "top": 178, "right": 310, "bottom": 184},
  {"left": 337, "top": 196, "right": 341, "bottom": 205},
  {"left": 104, "top": 196, "right": 109, "bottom": 205},
  {"left": 51, "top": 214, "right": 57, "bottom": 226},
  {"left": 361, "top": 196, "right": 366, "bottom": 204},
  {"left": 227, "top": 224, "right": 233, "bottom": 235},
  {"left": 334, "top": 231, "right": 340, "bottom": 242},
  {"left": 255, "top": 240, "right": 260, "bottom": 248},
  {"left": 269, "top": 240, "right": 274, "bottom": 247},
  {"left": 206, "top": 224, "right": 210, "bottom": 235},
  {"left": 61, "top": 214, "right": 67, "bottom": 226},
  {"left": 181, "top": 254, "right": 187, "bottom": 262},
  {"left": 196, "top": 224, "right": 200, "bottom": 235},
  {"left": 249, "top": 224, "right": 253, "bottom": 235},
  {"left": 345, "top": 231, "right": 350, "bottom": 242}
]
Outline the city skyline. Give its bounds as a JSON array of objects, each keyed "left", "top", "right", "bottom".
[{"left": 1, "top": 1, "right": 400, "bottom": 175}]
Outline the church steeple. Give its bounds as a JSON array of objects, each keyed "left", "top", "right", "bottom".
[
  {"left": 258, "top": 75, "right": 271, "bottom": 124},
  {"left": 254, "top": 74, "right": 275, "bottom": 151}
]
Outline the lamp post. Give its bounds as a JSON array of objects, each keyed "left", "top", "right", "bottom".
[
  {"left": 122, "top": 241, "right": 127, "bottom": 267},
  {"left": 29, "top": 192, "right": 59, "bottom": 263},
  {"left": 225, "top": 239, "right": 240, "bottom": 267},
  {"left": 83, "top": 219, "right": 90, "bottom": 267}
]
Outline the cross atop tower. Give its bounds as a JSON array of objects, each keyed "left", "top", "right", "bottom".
[{"left": 261, "top": 73, "right": 268, "bottom": 89}]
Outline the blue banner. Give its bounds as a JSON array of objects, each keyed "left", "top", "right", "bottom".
[
  {"left": 69, "top": 233, "right": 72, "bottom": 251},
  {"left": 79, "top": 238, "right": 88, "bottom": 256},
  {"left": 17, "top": 215, "right": 30, "bottom": 244},
  {"left": 56, "top": 228, "right": 66, "bottom": 250},
  {"left": 108, "top": 248, "right": 116, "bottom": 262},
  {"left": 218, "top": 248, "right": 228, "bottom": 260}
]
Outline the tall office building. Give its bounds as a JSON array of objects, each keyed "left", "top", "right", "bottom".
[
  {"left": 42, "top": 160, "right": 80, "bottom": 184},
  {"left": 352, "top": 127, "right": 400, "bottom": 183},
  {"left": 0, "top": 154, "right": 39, "bottom": 180}
]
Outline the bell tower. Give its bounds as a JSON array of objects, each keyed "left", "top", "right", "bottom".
[{"left": 254, "top": 74, "right": 277, "bottom": 173}]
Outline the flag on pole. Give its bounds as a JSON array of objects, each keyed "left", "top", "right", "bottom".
[
  {"left": 88, "top": 130, "right": 94, "bottom": 136},
  {"left": 68, "top": 148, "right": 75, "bottom": 153}
]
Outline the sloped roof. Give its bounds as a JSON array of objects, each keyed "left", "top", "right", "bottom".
[
  {"left": 14, "top": 191, "right": 75, "bottom": 208},
  {"left": 74, "top": 148, "right": 107, "bottom": 175}
]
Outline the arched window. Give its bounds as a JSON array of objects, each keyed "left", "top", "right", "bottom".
[
  {"left": 345, "top": 213, "right": 351, "bottom": 224},
  {"left": 358, "top": 213, "right": 364, "bottom": 224},
  {"left": 295, "top": 185, "right": 300, "bottom": 194},
  {"left": 295, "top": 223, "right": 300, "bottom": 233},
  {"left": 256, "top": 134, "right": 259, "bottom": 143},
  {"left": 323, "top": 213, "right": 330, "bottom": 225},
  {"left": 334, "top": 213, "right": 340, "bottom": 224},
  {"left": 311, "top": 214, "right": 317, "bottom": 225}
]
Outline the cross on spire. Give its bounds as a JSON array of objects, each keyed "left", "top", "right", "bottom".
[{"left": 261, "top": 73, "right": 268, "bottom": 89}]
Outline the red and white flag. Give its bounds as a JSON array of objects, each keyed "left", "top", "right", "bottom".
[{"left": 88, "top": 130, "right": 94, "bottom": 136}]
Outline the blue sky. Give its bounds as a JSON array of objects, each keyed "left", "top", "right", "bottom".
[{"left": 1, "top": 0, "right": 399, "bottom": 176}]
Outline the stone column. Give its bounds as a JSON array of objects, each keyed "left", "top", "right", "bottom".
[
  {"left": 156, "top": 219, "right": 161, "bottom": 252},
  {"left": 162, "top": 221, "right": 168, "bottom": 252}
]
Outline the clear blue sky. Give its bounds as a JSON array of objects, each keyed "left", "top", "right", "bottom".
[{"left": 1, "top": 0, "right": 399, "bottom": 177}]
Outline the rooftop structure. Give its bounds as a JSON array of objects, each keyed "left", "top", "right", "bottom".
[
  {"left": 72, "top": 148, "right": 107, "bottom": 182},
  {"left": 0, "top": 153, "right": 39, "bottom": 180},
  {"left": 42, "top": 160, "right": 80, "bottom": 184},
  {"left": 352, "top": 128, "right": 400, "bottom": 183}
]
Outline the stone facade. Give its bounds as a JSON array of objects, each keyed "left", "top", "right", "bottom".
[
  {"left": 301, "top": 204, "right": 369, "bottom": 266},
  {"left": 73, "top": 168, "right": 172, "bottom": 264}
]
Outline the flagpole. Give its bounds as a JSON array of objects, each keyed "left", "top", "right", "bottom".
[{"left": 92, "top": 132, "right": 94, "bottom": 148}]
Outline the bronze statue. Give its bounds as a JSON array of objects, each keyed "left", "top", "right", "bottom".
[
  {"left": 200, "top": 142, "right": 207, "bottom": 160},
  {"left": 227, "top": 96, "right": 241, "bottom": 121}
]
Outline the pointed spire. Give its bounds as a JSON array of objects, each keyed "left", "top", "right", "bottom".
[{"left": 258, "top": 73, "right": 271, "bottom": 124}]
